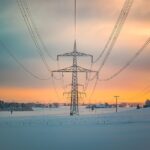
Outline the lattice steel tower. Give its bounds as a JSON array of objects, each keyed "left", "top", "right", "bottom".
[{"left": 52, "top": 0, "right": 97, "bottom": 115}]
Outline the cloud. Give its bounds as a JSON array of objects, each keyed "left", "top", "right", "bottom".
[{"left": 0, "top": 0, "right": 149, "bottom": 102}]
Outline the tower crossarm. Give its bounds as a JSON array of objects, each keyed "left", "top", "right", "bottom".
[
  {"left": 63, "top": 91, "right": 86, "bottom": 97},
  {"left": 75, "top": 51, "right": 93, "bottom": 63},
  {"left": 76, "top": 66, "right": 96, "bottom": 73},
  {"left": 52, "top": 66, "right": 74, "bottom": 74},
  {"left": 76, "top": 66, "right": 98, "bottom": 79},
  {"left": 51, "top": 65, "right": 98, "bottom": 79},
  {"left": 57, "top": 52, "right": 74, "bottom": 60},
  {"left": 52, "top": 66, "right": 97, "bottom": 73},
  {"left": 66, "top": 84, "right": 84, "bottom": 90},
  {"left": 57, "top": 51, "right": 93, "bottom": 63}
]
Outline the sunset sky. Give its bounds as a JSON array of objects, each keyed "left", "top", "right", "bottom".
[{"left": 0, "top": 0, "right": 150, "bottom": 104}]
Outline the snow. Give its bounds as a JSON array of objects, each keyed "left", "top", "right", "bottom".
[{"left": 0, "top": 107, "right": 150, "bottom": 150}]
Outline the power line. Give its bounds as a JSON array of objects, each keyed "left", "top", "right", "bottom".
[
  {"left": 50, "top": 59, "right": 68, "bottom": 101},
  {"left": 51, "top": 61, "right": 64, "bottom": 80},
  {"left": 84, "top": 0, "right": 133, "bottom": 92},
  {"left": 99, "top": 37, "right": 150, "bottom": 81},
  {"left": 96, "top": 0, "right": 134, "bottom": 73},
  {"left": 17, "top": 0, "right": 52, "bottom": 73},
  {"left": 74, "top": 0, "right": 76, "bottom": 41},
  {"left": 0, "top": 40, "right": 51, "bottom": 80},
  {"left": 93, "top": 0, "right": 134, "bottom": 64},
  {"left": 15, "top": 0, "right": 149, "bottom": 106},
  {"left": 57, "top": 61, "right": 67, "bottom": 92},
  {"left": 51, "top": 77, "right": 62, "bottom": 100},
  {"left": 17, "top": 0, "right": 63, "bottom": 101},
  {"left": 23, "top": 0, "right": 56, "bottom": 61},
  {"left": 87, "top": 37, "right": 150, "bottom": 103},
  {"left": 87, "top": 77, "right": 98, "bottom": 103}
]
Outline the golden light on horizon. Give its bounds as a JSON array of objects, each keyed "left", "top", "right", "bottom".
[{"left": 0, "top": 87, "right": 149, "bottom": 104}]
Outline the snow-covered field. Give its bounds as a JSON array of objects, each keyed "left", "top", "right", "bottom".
[{"left": 0, "top": 106, "right": 150, "bottom": 150}]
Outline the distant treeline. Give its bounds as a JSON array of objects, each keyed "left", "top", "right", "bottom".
[
  {"left": 0, "top": 100, "right": 62, "bottom": 111},
  {"left": 0, "top": 101, "right": 33, "bottom": 111},
  {"left": 0, "top": 99, "right": 150, "bottom": 111}
]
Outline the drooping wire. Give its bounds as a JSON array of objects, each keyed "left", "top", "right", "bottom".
[
  {"left": 87, "top": 77, "right": 99, "bottom": 104},
  {"left": 23, "top": 0, "right": 56, "bottom": 61},
  {"left": 84, "top": 0, "right": 134, "bottom": 92},
  {"left": 93, "top": 0, "right": 134, "bottom": 64},
  {"left": 90, "top": 0, "right": 133, "bottom": 80},
  {"left": 97, "top": 0, "right": 133, "bottom": 74},
  {"left": 57, "top": 61, "right": 67, "bottom": 89},
  {"left": 17, "top": 0, "right": 64, "bottom": 101},
  {"left": 0, "top": 40, "right": 51, "bottom": 80},
  {"left": 24, "top": 0, "right": 67, "bottom": 99},
  {"left": 87, "top": 38, "right": 150, "bottom": 102},
  {"left": 51, "top": 77, "right": 62, "bottom": 100},
  {"left": 99, "top": 37, "right": 150, "bottom": 81},
  {"left": 17, "top": 0, "right": 52, "bottom": 73}
]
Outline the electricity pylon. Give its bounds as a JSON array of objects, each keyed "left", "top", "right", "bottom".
[
  {"left": 114, "top": 96, "right": 119, "bottom": 112},
  {"left": 52, "top": 40, "right": 97, "bottom": 115}
]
